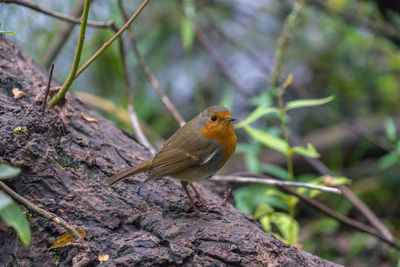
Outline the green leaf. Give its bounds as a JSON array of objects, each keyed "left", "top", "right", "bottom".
[
  {"left": 0, "top": 193, "right": 13, "bottom": 209},
  {"left": 314, "top": 217, "right": 339, "bottom": 235},
  {"left": 236, "top": 105, "right": 279, "bottom": 128},
  {"left": 253, "top": 202, "right": 273, "bottom": 219},
  {"left": 180, "top": 0, "right": 195, "bottom": 50},
  {"left": 0, "top": 194, "right": 31, "bottom": 245},
  {"left": 292, "top": 143, "right": 320, "bottom": 158},
  {"left": 265, "top": 189, "right": 298, "bottom": 209},
  {"left": 260, "top": 163, "right": 290, "bottom": 180},
  {"left": 384, "top": 118, "right": 397, "bottom": 142},
  {"left": 242, "top": 125, "right": 289, "bottom": 155},
  {"left": 180, "top": 16, "right": 195, "bottom": 50},
  {"left": 0, "top": 31, "right": 16, "bottom": 34},
  {"left": 233, "top": 184, "right": 289, "bottom": 214},
  {"left": 0, "top": 164, "right": 21, "bottom": 180},
  {"left": 260, "top": 212, "right": 299, "bottom": 244},
  {"left": 271, "top": 212, "right": 299, "bottom": 244},
  {"left": 285, "top": 95, "right": 335, "bottom": 111},
  {"left": 378, "top": 151, "right": 400, "bottom": 170}
]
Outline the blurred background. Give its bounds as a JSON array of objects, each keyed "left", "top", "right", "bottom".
[{"left": 1, "top": 0, "right": 399, "bottom": 265}]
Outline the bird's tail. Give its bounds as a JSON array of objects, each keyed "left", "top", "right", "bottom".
[{"left": 106, "top": 160, "right": 151, "bottom": 186}]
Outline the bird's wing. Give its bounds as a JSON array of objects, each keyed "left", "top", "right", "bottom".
[
  {"left": 145, "top": 118, "right": 219, "bottom": 182},
  {"left": 145, "top": 148, "right": 200, "bottom": 181}
]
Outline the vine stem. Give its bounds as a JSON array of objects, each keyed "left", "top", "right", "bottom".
[{"left": 48, "top": 0, "right": 91, "bottom": 108}]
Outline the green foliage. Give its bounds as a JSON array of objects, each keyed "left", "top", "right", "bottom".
[
  {"left": 0, "top": 164, "right": 21, "bottom": 179},
  {"left": 234, "top": 87, "right": 337, "bottom": 244},
  {"left": 284, "top": 96, "right": 335, "bottom": 111},
  {"left": 0, "top": 194, "right": 31, "bottom": 246},
  {"left": 180, "top": 0, "right": 196, "bottom": 50},
  {"left": 236, "top": 106, "right": 279, "bottom": 128},
  {"left": 0, "top": 164, "right": 31, "bottom": 246},
  {"left": 260, "top": 211, "right": 300, "bottom": 244}
]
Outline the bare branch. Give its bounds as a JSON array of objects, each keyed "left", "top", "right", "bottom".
[
  {"left": 270, "top": 0, "right": 305, "bottom": 87},
  {"left": 2, "top": 0, "right": 113, "bottom": 28},
  {"left": 280, "top": 186, "right": 400, "bottom": 250},
  {"left": 211, "top": 175, "right": 341, "bottom": 194},
  {"left": 118, "top": 36, "right": 156, "bottom": 154},
  {"left": 0, "top": 181, "right": 83, "bottom": 241},
  {"left": 289, "top": 134, "right": 395, "bottom": 242}
]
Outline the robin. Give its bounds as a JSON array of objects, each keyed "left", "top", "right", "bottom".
[{"left": 106, "top": 105, "right": 237, "bottom": 218}]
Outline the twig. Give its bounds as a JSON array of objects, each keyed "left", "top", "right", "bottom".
[
  {"left": 75, "top": 0, "right": 150, "bottom": 79},
  {"left": 0, "top": 181, "right": 82, "bottom": 241},
  {"left": 40, "top": 0, "right": 85, "bottom": 68},
  {"left": 1, "top": 0, "right": 113, "bottom": 28},
  {"left": 41, "top": 62, "right": 54, "bottom": 114},
  {"left": 48, "top": 0, "right": 91, "bottom": 108},
  {"left": 270, "top": 0, "right": 305, "bottom": 87},
  {"left": 280, "top": 186, "right": 400, "bottom": 250},
  {"left": 221, "top": 187, "right": 231, "bottom": 207},
  {"left": 118, "top": 0, "right": 185, "bottom": 127},
  {"left": 289, "top": 134, "right": 395, "bottom": 242},
  {"left": 339, "top": 184, "right": 394, "bottom": 242},
  {"left": 211, "top": 175, "right": 341, "bottom": 194},
  {"left": 118, "top": 36, "right": 156, "bottom": 154}
]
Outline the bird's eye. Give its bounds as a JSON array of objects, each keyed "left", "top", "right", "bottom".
[{"left": 210, "top": 115, "right": 217, "bottom": 121}]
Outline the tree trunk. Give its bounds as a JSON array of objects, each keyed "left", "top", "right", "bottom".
[{"left": 0, "top": 36, "right": 342, "bottom": 267}]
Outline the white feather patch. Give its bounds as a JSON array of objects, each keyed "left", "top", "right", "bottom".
[{"left": 201, "top": 150, "right": 217, "bottom": 165}]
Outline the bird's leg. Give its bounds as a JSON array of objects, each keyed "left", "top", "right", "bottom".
[
  {"left": 189, "top": 183, "right": 208, "bottom": 207},
  {"left": 181, "top": 181, "right": 210, "bottom": 220},
  {"left": 190, "top": 183, "right": 223, "bottom": 215},
  {"left": 220, "top": 187, "right": 232, "bottom": 207}
]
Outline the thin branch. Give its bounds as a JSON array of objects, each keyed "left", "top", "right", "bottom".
[
  {"left": 41, "top": 62, "right": 54, "bottom": 113},
  {"left": 280, "top": 186, "right": 400, "bottom": 250},
  {"left": 270, "top": 0, "right": 305, "bottom": 87},
  {"left": 75, "top": 0, "right": 150, "bottom": 79},
  {"left": 339, "top": 184, "right": 395, "bottom": 242},
  {"left": 0, "top": 181, "right": 82, "bottom": 241},
  {"left": 211, "top": 175, "right": 341, "bottom": 194},
  {"left": 118, "top": 36, "right": 156, "bottom": 154},
  {"left": 2, "top": 0, "right": 113, "bottom": 28},
  {"left": 118, "top": 0, "right": 185, "bottom": 127},
  {"left": 48, "top": 0, "right": 91, "bottom": 108}
]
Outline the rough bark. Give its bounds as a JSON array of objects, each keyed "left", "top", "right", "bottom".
[{"left": 0, "top": 36, "right": 342, "bottom": 267}]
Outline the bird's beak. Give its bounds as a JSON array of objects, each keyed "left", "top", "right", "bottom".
[{"left": 226, "top": 116, "right": 236, "bottom": 122}]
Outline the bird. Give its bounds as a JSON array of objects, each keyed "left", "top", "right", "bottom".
[{"left": 106, "top": 105, "right": 237, "bottom": 218}]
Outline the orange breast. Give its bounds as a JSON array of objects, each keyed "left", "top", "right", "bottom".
[{"left": 200, "top": 119, "right": 237, "bottom": 167}]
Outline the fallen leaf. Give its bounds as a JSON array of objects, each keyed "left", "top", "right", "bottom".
[
  {"left": 49, "top": 227, "right": 86, "bottom": 249},
  {"left": 12, "top": 87, "right": 24, "bottom": 99},
  {"left": 98, "top": 254, "right": 109, "bottom": 263},
  {"left": 80, "top": 112, "right": 98, "bottom": 123}
]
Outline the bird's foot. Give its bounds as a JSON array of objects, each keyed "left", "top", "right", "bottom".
[{"left": 183, "top": 210, "right": 212, "bottom": 220}]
